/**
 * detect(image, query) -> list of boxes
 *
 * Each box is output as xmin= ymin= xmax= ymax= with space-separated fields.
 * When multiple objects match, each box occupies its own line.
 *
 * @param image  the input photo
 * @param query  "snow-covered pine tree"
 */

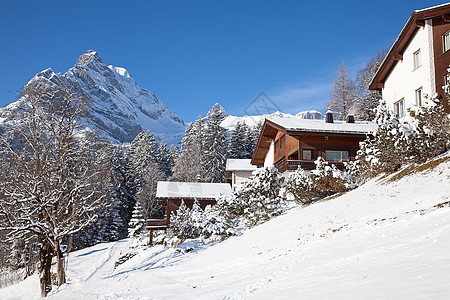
xmin=189 ymin=199 xmax=205 ymax=237
xmin=203 ymin=104 xmax=227 ymax=183
xmin=244 ymin=121 xmax=262 ymax=158
xmin=170 ymin=201 xmax=195 ymax=239
xmin=157 ymin=141 xmax=172 ymax=178
xmin=128 ymin=201 xmax=146 ymax=238
xmin=202 ymin=205 xmax=235 ymax=239
xmin=172 ymin=117 xmax=204 ymax=182
xmin=110 ymin=145 xmax=135 ymax=238
xmin=228 ymin=122 xmax=247 ymax=158
xmin=234 ymin=167 xmax=285 ymax=227
xmin=129 ymin=130 xmax=159 ymax=187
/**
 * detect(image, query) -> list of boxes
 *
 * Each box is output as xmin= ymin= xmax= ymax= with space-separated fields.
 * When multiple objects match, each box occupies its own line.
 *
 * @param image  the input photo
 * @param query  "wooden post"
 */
xmin=148 ymin=230 xmax=153 ymax=247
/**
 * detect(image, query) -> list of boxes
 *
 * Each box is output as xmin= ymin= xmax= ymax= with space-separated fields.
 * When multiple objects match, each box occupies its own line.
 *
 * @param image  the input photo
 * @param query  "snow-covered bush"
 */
xmin=170 ymin=200 xmax=235 ymax=240
xmin=309 ymin=157 xmax=348 ymax=198
xmin=286 ymin=167 xmax=315 ymax=204
xmin=231 ymin=167 xmax=286 ymax=227
xmin=356 ymin=100 xmax=449 ymax=182
xmin=235 ymin=167 xmax=285 ymax=200
xmin=286 ymin=158 xmax=349 ymax=204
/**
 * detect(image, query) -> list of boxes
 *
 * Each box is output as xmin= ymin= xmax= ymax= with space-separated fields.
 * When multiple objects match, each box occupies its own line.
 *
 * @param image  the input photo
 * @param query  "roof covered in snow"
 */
xmin=226 ymin=159 xmax=258 ymax=171
xmin=156 ymin=181 xmax=232 ymax=199
xmin=268 ymin=117 xmax=377 ymax=134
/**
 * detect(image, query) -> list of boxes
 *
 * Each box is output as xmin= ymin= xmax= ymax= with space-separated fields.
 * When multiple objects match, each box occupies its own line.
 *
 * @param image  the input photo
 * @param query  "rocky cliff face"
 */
xmin=0 ymin=50 xmax=186 ymax=144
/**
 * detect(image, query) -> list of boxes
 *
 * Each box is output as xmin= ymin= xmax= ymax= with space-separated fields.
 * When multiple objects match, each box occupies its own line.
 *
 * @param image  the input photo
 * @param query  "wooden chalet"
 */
xmin=251 ymin=112 xmax=377 ymax=172
xmin=150 ymin=181 xmax=232 ymax=229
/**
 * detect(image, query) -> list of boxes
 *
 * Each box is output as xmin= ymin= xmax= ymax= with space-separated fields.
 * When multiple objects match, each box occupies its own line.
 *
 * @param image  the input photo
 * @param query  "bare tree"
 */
xmin=0 ymin=85 xmax=108 ymax=297
xmin=354 ymin=49 xmax=388 ymax=121
xmin=328 ymin=64 xmax=356 ymax=120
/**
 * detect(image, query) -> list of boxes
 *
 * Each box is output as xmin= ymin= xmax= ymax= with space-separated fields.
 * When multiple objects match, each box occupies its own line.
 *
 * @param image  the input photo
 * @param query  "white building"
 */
xmin=225 ymin=159 xmax=258 ymax=192
xmin=370 ymin=3 xmax=450 ymax=117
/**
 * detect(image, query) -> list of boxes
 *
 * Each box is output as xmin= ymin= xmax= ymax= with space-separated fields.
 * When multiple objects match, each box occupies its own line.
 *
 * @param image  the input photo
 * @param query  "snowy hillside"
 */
xmin=221 ymin=110 xmax=323 ymax=129
xmin=0 ymin=50 xmax=186 ymax=144
xmin=2 ymin=154 xmax=450 ymax=299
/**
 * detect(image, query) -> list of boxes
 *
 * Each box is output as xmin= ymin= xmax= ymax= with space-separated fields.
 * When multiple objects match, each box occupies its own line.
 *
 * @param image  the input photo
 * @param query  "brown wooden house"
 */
xmin=251 ymin=112 xmax=377 ymax=173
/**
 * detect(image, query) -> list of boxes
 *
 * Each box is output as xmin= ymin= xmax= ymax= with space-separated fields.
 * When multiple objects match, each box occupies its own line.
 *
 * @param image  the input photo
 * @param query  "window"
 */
xmin=415 ymin=88 xmax=423 ymax=106
xmin=444 ymin=74 xmax=450 ymax=90
xmin=394 ymin=99 xmax=405 ymax=118
xmin=325 ymin=151 xmax=349 ymax=162
xmin=302 ymin=150 xmax=312 ymax=160
xmin=443 ymin=31 xmax=450 ymax=52
xmin=413 ymin=49 xmax=421 ymax=69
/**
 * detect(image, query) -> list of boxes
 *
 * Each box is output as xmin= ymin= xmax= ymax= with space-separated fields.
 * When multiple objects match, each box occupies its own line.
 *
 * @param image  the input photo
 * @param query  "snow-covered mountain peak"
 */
xmin=110 ymin=66 xmax=132 ymax=79
xmin=207 ymin=103 xmax=227 ymax=119
xmin=76 ymin=50 xmax=104 ymax=66
xmin=0 ymin=50 xmax=186 ymax=145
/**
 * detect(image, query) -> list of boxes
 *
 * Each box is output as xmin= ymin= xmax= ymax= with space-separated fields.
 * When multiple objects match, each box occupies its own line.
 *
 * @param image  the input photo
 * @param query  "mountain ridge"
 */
xmin=0 ymin=50 xmax=186 ymax=145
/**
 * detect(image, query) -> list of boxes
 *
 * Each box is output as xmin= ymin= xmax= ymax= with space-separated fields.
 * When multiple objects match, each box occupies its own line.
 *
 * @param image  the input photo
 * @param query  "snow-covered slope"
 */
xmin=2 ymin=154 xmax=450 ymax=299
xmin=221 ymin=110 xmax=323 ymax=129
xmin=0 ymin=50 xmax=186 ymax=144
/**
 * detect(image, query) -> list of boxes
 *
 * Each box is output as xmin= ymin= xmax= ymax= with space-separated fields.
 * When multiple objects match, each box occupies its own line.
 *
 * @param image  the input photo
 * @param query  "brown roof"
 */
xmin=369 ymin=3 xmax=450 ymax=90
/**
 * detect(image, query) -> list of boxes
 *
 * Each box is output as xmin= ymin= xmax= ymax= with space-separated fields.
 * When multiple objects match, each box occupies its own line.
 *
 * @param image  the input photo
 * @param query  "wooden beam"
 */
xmin=415 ymin=20 xmax=425 ymax=27
xmin=443 ymin=14 xmax=450 ymax=22
xmin=394 ymin=53 xmax=403 ymax=61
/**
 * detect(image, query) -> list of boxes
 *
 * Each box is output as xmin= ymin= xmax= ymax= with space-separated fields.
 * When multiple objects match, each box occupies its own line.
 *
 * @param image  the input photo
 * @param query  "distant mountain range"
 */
xmin=0 ymin=50 xmax=325 ymax=145
xmin=221 ymin=110 xmax=323 ymax=130
xmin=0 ymin=50 xmax=186 ymax=145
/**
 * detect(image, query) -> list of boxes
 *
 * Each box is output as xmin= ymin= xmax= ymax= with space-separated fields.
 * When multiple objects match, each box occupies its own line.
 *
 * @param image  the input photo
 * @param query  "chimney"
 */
xmin=346 ymin=114 xmax=355 ymax=123
xmin=325 ymin=109 xmax=334 ymax=123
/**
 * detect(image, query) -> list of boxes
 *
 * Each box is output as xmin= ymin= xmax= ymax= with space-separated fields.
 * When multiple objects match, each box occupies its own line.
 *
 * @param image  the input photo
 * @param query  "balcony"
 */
xmin=274 ymin=157 xmax=346 ymax=173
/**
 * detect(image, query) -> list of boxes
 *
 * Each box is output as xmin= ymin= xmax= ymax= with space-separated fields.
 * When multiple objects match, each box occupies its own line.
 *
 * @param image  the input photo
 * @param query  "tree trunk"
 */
xmin=39 ymin=241 xmax=53 ymax=297
xmin=56 ymin=247 xmax=66 ymax=286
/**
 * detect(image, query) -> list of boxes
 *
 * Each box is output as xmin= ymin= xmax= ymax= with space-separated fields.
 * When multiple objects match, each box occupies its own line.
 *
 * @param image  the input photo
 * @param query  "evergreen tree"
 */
xmin=228 ymin=122 xmax=246 ymax=158
xmin=203 ymin=104 xmax=227 ymax=183
xmin=172 ymin=117 xmax=204 ymax=182
xmin=170 ymin=201 xmax=194 ymax=239
xmin=157 ymin=141 xmax=172 ymax=178
xmin=328 ymin=64 xmax=356 ymax=120
xmin=128 ymin=201 xmax=145 ymax=238
xmin=129 ymin=130 xmax=159 ymax=188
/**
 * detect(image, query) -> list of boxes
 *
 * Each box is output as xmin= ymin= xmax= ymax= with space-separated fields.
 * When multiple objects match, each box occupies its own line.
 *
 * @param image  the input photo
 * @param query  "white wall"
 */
xmin=382 ymin=20 xmax=435 ymax=117
xmin=231 ymin=170 xmax=254 ymax=192
xmin=264 ymin=141 xmax=274 ymax=167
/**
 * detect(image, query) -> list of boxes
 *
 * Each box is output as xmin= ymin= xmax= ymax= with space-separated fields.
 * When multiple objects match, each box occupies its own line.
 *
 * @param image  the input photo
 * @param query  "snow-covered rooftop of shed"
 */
xmin=226 ymin=159 xmax=258 ymax=171
xmin=268 ymin=117 xmax=377 ymax=134
xmin=156 ymin=181 xmax=232 ymax=199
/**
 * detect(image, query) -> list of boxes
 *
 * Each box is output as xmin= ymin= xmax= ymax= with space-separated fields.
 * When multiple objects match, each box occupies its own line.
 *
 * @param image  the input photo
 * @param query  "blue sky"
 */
xmin=0 ymin=0 xmax=447 ymax=123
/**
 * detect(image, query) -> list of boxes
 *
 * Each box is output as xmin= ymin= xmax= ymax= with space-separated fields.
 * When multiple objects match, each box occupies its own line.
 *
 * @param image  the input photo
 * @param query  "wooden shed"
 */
xmin=152 ymin=181 xmax=232 ymax=228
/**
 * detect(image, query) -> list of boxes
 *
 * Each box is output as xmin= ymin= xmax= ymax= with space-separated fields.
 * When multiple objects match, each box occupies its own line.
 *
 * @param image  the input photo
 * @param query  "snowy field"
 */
xmin=1 ymin=155 xmax=450 ymax=299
